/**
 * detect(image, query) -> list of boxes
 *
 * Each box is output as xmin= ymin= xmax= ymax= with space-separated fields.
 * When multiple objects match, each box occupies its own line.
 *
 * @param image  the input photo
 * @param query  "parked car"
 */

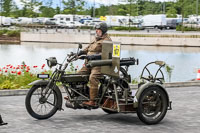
xmin=66 ymin=21 xmax=84 ymax=28
xmin=56 ymin=21 xmax=68 ymax=28
xmin=79 ymin=18 xmax=92 ymax=24
xmin=166 ymin=18 xmax=177 ymax=29
xmin=44 ymin=18 xmax=57 ymax=25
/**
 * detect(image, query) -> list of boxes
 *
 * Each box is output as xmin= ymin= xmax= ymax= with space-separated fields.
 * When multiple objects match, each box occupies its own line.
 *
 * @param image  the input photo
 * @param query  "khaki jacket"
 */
xmin=83 ymin=33 xmax=112 ymax=56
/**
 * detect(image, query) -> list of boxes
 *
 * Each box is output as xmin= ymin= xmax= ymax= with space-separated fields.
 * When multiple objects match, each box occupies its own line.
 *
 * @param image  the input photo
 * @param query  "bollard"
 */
xmin=196 ymin=69 xmax=200 ymax=80
xmin=0 ymin=115 xmax=8 ymax=126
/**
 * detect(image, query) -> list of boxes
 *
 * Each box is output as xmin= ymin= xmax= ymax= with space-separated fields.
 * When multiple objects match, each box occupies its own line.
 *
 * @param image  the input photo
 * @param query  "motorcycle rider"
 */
xmin=72 ymin=22 xmax=111 ymax=106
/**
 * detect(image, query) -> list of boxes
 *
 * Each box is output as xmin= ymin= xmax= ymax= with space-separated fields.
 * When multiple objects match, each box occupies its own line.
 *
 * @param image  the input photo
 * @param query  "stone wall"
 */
xmin=21 ymin=32 xmax=200 ymax=47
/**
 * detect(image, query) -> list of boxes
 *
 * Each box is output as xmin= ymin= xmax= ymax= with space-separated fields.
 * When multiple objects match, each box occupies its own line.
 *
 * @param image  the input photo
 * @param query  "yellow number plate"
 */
xmin=113 ymin=44 xmax=120 ymax=57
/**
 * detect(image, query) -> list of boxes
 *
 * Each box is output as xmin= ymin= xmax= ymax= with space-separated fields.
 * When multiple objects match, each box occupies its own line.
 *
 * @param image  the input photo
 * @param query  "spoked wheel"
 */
xmin=137 ymin=86 xmax=168 ymax=125
xmin=25 ymin=85 xmax=59 ymax=120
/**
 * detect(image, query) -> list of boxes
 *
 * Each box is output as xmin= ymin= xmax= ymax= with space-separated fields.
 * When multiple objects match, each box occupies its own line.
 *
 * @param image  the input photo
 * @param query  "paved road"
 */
xmin=0 ymin=86 xmax=200 ymax=133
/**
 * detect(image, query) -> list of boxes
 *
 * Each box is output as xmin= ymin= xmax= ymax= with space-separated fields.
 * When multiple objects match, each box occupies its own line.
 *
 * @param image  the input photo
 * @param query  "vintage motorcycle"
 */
xmin=25 ymin=44 xmax=172 ymax=125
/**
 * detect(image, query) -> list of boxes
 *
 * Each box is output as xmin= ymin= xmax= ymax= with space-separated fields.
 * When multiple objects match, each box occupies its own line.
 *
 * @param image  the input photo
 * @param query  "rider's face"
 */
xmin=96 ymin=29 xmax=102 ymax=37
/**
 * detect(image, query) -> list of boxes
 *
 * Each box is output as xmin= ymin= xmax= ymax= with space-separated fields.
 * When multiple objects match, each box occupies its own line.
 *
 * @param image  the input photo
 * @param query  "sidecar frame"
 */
xmin=89 ymin=59 xmax=172 ymax=114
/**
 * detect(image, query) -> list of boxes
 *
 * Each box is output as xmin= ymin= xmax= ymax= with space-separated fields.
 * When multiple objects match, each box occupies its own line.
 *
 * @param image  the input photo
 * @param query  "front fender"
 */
xmin=133 ymin=82 xmax=170 ymax=108
xmin=28 ymin=79 xmax=49 ymax=86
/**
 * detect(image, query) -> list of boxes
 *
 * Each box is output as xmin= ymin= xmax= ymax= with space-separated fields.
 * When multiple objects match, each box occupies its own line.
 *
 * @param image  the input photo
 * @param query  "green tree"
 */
xmin=166 ymin=2 xmax=177 ymax=18
xmin=2 ymin=0 xmax=13 ymax=17
xmin=55 ymin=6 xmax=61 ymax=14
xmin=39 ymin=6 xmax=55 ymax=17
xmin=20 ymin=0 xmax=42 ymax=17
xmin=10 ymin=5 xmax=23 ymax=18
xmin=62 ymin=0 xmax=85 ymax=14
xmin=39 ymin=0 xmax=55 ymax=17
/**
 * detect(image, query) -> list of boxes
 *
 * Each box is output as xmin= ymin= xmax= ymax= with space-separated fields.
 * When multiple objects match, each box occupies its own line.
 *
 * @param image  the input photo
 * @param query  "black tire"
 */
xmin=102 ymin=108 xmax=118 ymax=114
xmin=137 ymin=86 xmax=168 ymax=125
xmin=25 ymin=85 xmax=59 ymax=120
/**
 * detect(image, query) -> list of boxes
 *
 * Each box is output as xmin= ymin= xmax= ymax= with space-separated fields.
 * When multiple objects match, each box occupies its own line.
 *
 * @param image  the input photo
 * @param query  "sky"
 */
xmin=13 ymin=0 xmax=176 ymax=9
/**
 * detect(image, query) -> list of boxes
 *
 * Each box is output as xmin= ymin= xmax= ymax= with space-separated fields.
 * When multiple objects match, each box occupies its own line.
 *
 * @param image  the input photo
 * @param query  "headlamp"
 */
xmin=46 ymin=57 xmax=57 ymax=68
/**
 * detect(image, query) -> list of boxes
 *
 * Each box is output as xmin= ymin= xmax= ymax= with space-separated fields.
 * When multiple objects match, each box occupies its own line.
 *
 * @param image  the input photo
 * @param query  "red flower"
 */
xmin=5 ymin=70 xmax=8 ymax=73
xmin=13 ymin=67 xmax=15 ymax=69
xmin=3 ymin=67 xmax=5 ymax=69
xmin=42 ymin=64 xmax=45 ymax=67
xmin=33 ymin=66 xmax=38 ymax=68
xmin=11 ymin=71 xmax=16 ymax=73
xmin=27 ymin=66 xmax=30 ymax=70
xmin=10 ymin=66 xmax=13 ymax=68
xmin=26 ymin=70 xmax=29 ymax=72
xmin=17 ymin=71 xmax=21 ymax=75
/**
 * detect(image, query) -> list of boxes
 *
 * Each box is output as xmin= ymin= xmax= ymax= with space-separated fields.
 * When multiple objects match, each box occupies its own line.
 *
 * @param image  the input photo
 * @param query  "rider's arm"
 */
xmin=87 ymin=54 xmax=101 ymax=60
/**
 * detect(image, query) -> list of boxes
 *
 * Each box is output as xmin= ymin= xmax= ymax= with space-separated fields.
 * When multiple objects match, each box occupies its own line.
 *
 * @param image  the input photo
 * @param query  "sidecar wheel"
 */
xmin=137 ymin=87 xmax=168 ymax=125
xmin=102 ymin=108 xmax=118 ymax=114
xmin=25 ymin=85 xmax=59 ymax=120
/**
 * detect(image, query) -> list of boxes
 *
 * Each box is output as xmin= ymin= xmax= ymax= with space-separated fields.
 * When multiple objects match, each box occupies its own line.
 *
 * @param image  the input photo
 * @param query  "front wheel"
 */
xmin=137 ymin=87 xmax=168 ymax=125
xmin=25 ymin=85 xmax=59 ymax=119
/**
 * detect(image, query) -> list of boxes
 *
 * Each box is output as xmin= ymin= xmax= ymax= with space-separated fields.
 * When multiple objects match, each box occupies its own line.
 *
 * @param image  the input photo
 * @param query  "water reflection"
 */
xmin=1 ymin=43 xmax=200 ymax=82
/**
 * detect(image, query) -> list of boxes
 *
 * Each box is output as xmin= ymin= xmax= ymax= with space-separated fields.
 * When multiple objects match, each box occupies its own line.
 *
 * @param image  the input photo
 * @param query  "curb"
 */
xmin=0 ymin=81 xmax=200 ymax=96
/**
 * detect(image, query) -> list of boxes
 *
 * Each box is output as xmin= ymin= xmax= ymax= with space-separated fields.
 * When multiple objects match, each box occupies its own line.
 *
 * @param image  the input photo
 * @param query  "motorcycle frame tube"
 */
xmin=113 ymin=83 xmax=120 ymax=112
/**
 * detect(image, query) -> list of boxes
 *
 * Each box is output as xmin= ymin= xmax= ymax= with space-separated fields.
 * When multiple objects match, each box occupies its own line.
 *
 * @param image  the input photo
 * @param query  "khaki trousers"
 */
xmin=78 ymin=66 xmax=101 ymax=101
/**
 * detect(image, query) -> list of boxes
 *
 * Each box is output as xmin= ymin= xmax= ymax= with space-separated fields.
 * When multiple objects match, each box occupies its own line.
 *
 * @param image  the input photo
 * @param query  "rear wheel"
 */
xmin=137 ymin=86 xmax=168 ymax=125
xmin=25 ymin=85 xmax=59 ymax=119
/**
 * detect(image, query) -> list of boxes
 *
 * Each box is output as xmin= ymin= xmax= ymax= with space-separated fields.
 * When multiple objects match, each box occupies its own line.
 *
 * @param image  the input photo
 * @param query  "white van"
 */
xmin=0 ymin=16 xmax=11 ymax=26
xmin=54 ymin=14 xmax=75 ymax=22
xmin=142 ymin=14 xmax=167 ymax=29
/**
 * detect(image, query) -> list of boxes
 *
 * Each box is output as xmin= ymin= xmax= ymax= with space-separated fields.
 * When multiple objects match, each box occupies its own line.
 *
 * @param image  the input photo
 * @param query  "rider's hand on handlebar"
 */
xmin=67 ymin=52 xmax=76 ymax=57
xmin=78 ymin=50 xmax=87 ymax=56
xmin=78 ymin=55 xmax=87 ymax=60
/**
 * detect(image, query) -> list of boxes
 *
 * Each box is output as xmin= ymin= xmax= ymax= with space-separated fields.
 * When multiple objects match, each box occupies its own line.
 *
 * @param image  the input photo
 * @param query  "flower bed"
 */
xmin=0 ymin=62 xmax=49 ymax=90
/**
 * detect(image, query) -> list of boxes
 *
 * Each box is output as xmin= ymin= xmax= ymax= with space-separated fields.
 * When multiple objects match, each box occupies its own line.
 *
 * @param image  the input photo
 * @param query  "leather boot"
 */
xmin=82 ymin=100 xmax=96 ymax=106
xmin=64 ymin=96 xmax=69 ymax=100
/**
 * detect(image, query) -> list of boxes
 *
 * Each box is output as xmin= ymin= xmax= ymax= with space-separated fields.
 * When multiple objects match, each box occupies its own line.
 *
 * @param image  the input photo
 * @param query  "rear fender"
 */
xmin=29 ymin=80 xmax=63 ymax=110
xmin=133 ymin=82 xmax=170 ymax=108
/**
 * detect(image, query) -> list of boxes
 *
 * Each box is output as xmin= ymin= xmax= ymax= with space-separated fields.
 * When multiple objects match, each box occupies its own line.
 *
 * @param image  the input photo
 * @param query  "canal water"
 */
xmin=1 ymin=43 xmax=200 ymax=82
